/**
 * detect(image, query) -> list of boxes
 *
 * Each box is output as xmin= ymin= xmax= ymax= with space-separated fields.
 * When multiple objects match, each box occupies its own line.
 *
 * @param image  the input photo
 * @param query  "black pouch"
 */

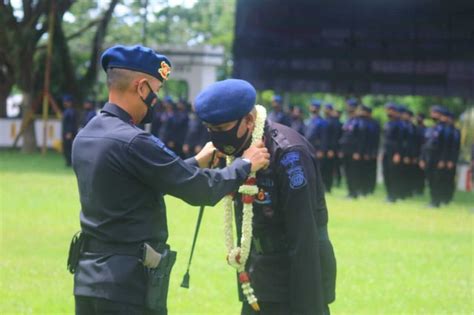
xmin=67 ymin=231 xmax=84 ymax=274
xmin=145 ymin=248 xmax=177 ymax=311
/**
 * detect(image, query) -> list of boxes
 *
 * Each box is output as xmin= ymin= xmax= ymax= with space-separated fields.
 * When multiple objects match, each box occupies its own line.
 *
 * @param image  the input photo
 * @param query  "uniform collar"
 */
xmin=101 ymin=103 xmax=134 ymax=124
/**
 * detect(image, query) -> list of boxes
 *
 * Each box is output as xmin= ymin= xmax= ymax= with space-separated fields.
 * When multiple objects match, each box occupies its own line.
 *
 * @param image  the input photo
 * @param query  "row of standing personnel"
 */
xmin=63 ymin=93 xmax=461 ymax=207
xmin=267 ymin=97 xmax=461 ymax=207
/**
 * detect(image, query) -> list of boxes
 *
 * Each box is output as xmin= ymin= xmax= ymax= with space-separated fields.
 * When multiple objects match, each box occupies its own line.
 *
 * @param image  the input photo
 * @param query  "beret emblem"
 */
xmin=158 ymin=61 xmax=171 ymax=81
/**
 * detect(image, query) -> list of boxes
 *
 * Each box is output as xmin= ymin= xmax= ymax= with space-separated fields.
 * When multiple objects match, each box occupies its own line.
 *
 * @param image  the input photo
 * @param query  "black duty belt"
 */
xmin=83 ymin=237 xmax=165 ymax=258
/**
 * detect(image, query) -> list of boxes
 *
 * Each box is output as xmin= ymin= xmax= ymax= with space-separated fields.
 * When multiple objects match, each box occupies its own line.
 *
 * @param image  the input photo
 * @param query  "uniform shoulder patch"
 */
xmin=150 ymin=135 xmax=177 ymax=158
xmin=280 ymin=151 xmax=307 ymax=189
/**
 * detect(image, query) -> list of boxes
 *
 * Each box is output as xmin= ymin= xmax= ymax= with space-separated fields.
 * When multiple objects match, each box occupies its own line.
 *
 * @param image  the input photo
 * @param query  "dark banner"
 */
xmin=233 ymin=0 xmax=474 ymax=98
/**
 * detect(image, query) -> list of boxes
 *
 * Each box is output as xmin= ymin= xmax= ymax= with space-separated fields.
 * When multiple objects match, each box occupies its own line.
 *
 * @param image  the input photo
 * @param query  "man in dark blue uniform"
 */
xmin=323 ymin=104 xmax=340 ymax=193
xmin=195 ymin=79 xmax=336 ymax=315
xmin=413 ymin=113 xmax=426 ymax=195
xmin=399 ymin=107 xmax=417 ymax=198
xmin=290 ymin=105 xmax=306 ymax=135
xmin=268 ymin=95 xmax=291 ymax=127
xmin=79 ymin=99 xmax=96 ymax=128
xmin=332 ymin=109 xmax=343 ymax=187
xmin=62 ymin=94 xmax=78 ymax=167
xmin=305 ymin=100 xmax=330 ymax=192
xmin=339 ymin=99 xmax=361 ymax=198
xmin=382 ymin=103 xmax=403 ymax=202
xmin=358 ymin=105 xmax=380 ymax=196
xmin=420 ymin=106 xmax=447 ymax=207
xmin=439 ymin=111 xmax=460 ymax=205
xmin=70 ymin=45 xmax=270 ymax=315
xmin=183 ymin=106 xmax=209 ymax=158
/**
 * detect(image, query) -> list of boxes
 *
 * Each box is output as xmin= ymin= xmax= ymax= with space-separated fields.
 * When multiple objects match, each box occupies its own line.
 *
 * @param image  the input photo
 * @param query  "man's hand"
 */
xmin=352 ymin=153 xmax=361 ymax=160
xmin=447 ymin=161 xmax=454 ymax=169
xmin=327 ymin=150 xmax=334 ymax=159
xmin=316 ymin=151 xmax=324 ymax=159
xmin=194 ymin=142 xmax=219 ymax=168
xmin=242 ymin=140 xmax=270 ymax=172
xmin=167 ymin=141 xmax=175 ymax=148
xmin=403 ymin=157 xmax=411 ymax=164
xmin=392 ymin=153 xmax=401 ymax=164
xmin=65 ymin=132 xmax=73 ymax=140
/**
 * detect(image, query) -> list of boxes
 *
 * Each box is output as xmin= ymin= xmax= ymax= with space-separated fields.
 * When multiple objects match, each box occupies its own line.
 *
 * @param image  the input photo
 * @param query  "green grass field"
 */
xmin=0 ymin=150 xmax=472 ymax=315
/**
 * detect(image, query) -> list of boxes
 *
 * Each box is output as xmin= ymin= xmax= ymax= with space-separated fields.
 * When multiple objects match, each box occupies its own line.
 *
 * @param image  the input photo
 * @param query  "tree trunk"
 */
xmin=0 ymin=84 xmax=10 ymax=118
xmin=20 ymin=92 xmax=37 ymax=153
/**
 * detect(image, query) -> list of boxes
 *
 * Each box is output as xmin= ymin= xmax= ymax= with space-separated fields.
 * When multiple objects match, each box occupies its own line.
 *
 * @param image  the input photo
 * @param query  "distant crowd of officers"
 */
xmin=62 ymin=94 xmax=461 ymax=208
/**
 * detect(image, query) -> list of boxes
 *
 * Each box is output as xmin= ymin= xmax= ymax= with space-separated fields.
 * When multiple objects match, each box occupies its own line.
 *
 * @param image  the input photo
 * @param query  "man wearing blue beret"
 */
xmin=195 ymin=79 xmax=336 ymax=315
xmin=69 ymin=45 xmax=270 ymax=315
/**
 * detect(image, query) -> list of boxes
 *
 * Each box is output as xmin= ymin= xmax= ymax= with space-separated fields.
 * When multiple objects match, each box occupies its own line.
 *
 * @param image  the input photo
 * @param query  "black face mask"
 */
xmin=140 ymin=81 xmax=158 ymax=124
xmin=209 ymin=117 xmax=251 ymax=156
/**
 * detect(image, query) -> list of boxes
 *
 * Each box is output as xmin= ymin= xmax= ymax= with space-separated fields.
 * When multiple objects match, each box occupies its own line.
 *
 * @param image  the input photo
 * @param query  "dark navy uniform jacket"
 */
xmin=339 ymin=117 xmax=359 ymax=155
xmin=184 ymin=113 xmax=209 ymax=148
xmin=305 ymin=115 xmax=328 ymax=153
xmin=421 ymin=122 xmax=445 ymax=167
xmin=400 ymin=120 xmax=417 ymax=159
xmin=62 ymin=108 xmax=78 ymax=136
xmin=71 ymin=103 xmax=251 ymax=305
xmin=326 ymin=117 xmax=342 ymax=153
xmin=383 ymin=119 xmax=402 ymax=156
xmin=80 ymin=109 xmax=96 ymax=128
xmin=442 ymin=124 xmax=461 ymax=163
xmin=235 ymin=121 xmax=336 ymax=315
xmin=359 ymin=117 xmax=380 ymax=158
xmin=268 ymin=110 xmax=291 ymax=127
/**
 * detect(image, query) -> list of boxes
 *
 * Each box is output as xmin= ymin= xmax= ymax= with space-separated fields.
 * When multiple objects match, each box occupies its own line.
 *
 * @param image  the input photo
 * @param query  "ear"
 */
xmin=244 ymin=112 xmax=256 ymax=128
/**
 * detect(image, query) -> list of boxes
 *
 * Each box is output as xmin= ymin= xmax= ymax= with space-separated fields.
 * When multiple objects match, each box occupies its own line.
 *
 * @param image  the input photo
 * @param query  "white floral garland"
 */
xmin=224 ymin=104 xmax=266 ymax=312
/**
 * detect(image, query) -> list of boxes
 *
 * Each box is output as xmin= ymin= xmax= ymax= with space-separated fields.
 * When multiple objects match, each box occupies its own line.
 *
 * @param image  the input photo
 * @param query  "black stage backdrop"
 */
xmin=233 ymin=0 xmax=474 ymax=98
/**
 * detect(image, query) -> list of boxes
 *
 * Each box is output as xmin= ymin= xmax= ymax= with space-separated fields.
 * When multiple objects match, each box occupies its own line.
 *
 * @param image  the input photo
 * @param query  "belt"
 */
xmin=83 ymin=236 xmax=166 ymax=258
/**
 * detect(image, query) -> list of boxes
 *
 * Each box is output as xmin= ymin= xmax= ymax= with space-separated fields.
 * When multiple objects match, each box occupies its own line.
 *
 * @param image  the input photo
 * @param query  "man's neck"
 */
xmin=109 ymin=93 xmax=140 ymax=124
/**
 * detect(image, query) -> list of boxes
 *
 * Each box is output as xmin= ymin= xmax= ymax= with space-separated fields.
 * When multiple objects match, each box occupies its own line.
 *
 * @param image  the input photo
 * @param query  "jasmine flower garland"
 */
xmin=224 ymin=105 xmax=266 ymax=312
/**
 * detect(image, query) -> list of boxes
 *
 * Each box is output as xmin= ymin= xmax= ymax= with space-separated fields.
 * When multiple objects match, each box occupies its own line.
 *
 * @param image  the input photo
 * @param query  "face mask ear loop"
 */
xmin=140 ymin=81 xmax=158 ymax=108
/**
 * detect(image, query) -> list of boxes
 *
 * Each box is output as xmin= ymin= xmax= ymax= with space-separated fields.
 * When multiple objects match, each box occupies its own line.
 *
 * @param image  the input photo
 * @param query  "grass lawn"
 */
xmin=0 ymin=150 xmax=472 ymax=314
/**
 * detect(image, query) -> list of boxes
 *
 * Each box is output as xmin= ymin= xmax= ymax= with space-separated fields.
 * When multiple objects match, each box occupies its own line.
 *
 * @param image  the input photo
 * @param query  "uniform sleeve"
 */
xmin=276 ymin=148 xmax=325 ymax=314
xmin=127 ymin=134 xmax=251 ymax=206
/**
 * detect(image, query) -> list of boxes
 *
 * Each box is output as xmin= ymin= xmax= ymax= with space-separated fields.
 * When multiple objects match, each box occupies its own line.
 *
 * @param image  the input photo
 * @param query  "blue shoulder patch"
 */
xmin=280 ymin=151 xmax=307 ymax=189
xmin=150 ymin=135 xmax=177 ymax=158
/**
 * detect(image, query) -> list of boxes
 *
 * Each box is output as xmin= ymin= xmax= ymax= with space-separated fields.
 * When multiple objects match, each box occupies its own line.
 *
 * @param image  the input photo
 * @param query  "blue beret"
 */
xmin=101 ymin=45 xmax=172 ymax=82
xmin=311 ymin=99 xmax=322 ymax=108
xmin=346 ymin=98 xmax=358 ymax=107
xmin=398 ymin=105 xmax=407 ymax=113
xmin=273 ymin=95 xmax=282 ymax=103
xmin=431 ymin=105 xmax=447 ymax=114
xmin=325 ymin=103 xmax=334 ymax=110
xmin=384 ymin=102 xmax=396 ymax=111
xmin=164 ymin=95 xmax=174 ymax=103
xmin=194 ymin=79 xmax=256 ymax=124
xmin=62 ymin=94 xmax=73 ymax=102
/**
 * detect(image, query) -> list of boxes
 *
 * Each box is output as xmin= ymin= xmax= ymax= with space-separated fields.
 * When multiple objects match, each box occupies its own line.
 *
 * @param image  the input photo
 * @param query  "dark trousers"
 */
xmin=321 ymin=158 xmax=334 ymax=193
xmin=383 ymin=154 xmax=401 ymax=201
xmin=63 ymin=137 xmax=73 ymax=166
xmin=343 ymin=155 xmax=358 ymax=197
xmin=426 ymin=166 xmax=443 ymax=206
xmin=368 ymin=158 xmax=377 ymax=194
xmin=75 ymin=296 xmax=164 ymax=315
xmin=241 ymin=302 xmax=330 ymax=315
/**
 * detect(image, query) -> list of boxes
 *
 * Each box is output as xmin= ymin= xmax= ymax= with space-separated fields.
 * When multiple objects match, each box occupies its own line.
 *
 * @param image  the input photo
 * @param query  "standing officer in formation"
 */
xmin=305 ymin=100 xmax=330 ymax=191
xmin=79 ymin=99 xmax=96 ymax=128
xmin=69 ymin=45 xmax=270 ymax=315
xmin=399 ymin=106 xmax=418 ymax=198
xmin=182 ymin=106 xmax=209 ymax=158
xmin=338 ymin=99 xmax=362 ymax=198
xmin=62 ymin=94 xmax=78 ymax=167
xmin=441 ymin=112 xmax=461 ymax=204
xmin=290 ymin=105 xmax=306 ymax=135
xmin=324 ymin=104 xmax=342 ymax=193
xmin=413 ymin=112 xmax=427 ymax=195
xmin=357 ymin=105 xmax=380 ymax=196
xmin=194 ymin=79 xmax=336 ymax=315
xmin=268 ymin=95 xmax=291 ymax=127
